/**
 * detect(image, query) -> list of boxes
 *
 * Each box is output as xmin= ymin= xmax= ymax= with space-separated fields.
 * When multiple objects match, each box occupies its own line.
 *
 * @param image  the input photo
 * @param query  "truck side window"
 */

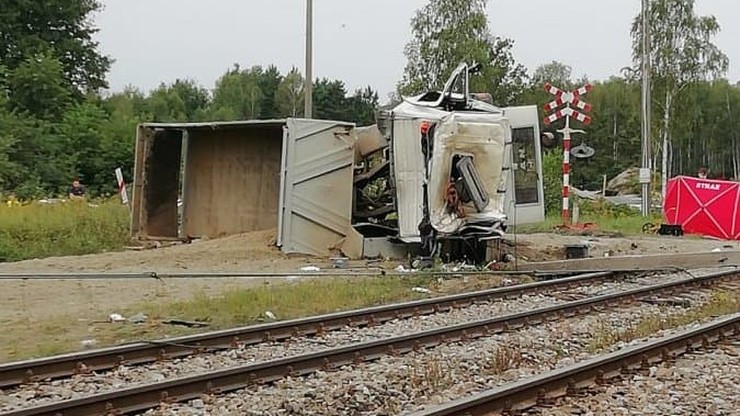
xmin=511 ymin=127 xmax=539 ymax=204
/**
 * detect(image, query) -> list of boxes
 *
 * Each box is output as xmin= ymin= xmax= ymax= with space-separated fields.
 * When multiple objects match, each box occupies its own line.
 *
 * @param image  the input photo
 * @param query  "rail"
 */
xmin=411 ymin=313 xmax=740 ymax=415
xmin=4 ymin=268 xmax=736 ymax=416
xmin=0 ymin=270 xmax=621 ymax=388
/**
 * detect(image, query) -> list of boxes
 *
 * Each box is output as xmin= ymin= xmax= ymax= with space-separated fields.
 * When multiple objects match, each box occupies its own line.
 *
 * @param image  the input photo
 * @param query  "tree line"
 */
xmin=0 ymin=63 xmax=378 ymax=199
xmin=1 ymin=0 xmax=738 ymax=208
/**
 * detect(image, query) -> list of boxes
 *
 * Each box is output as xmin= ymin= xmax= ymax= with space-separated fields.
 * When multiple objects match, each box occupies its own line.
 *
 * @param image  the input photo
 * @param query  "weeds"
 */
xmin=410 ymin=357 xmax=454 ymax=389
xmin=141 ymin=275 xmax=436 ymax=329
xmin=0 ymin=198 xmax=130 ymax=262
xmin=484 ymin=344 xmax=522 ymax=375
xmin=587 ymin=290 xmax=740 ymax=353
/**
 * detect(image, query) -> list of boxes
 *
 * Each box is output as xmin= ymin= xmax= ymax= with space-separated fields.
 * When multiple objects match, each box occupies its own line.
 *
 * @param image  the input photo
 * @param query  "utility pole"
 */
xmin=304 ymin=0 xmax=313 ymax=118
xmin=639 ymin=0 xmax=652 ymax=216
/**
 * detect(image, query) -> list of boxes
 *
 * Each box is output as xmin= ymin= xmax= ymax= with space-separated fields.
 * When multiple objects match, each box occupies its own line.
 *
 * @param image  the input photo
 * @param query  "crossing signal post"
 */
xmin=543 ymin=83 xmax=593 ymax=225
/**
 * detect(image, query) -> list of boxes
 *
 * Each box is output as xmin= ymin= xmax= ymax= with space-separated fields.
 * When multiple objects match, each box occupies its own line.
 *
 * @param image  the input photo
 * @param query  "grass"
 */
xmin=516 ymin=201 xmax=663 ymax=235
xmin=141 ymin=275 xmax=439 ymax=328
xmin=516 ymin=214 xmax=655 ymax=235
xmin=0 ymin=274 xmax=507 ymax=362
xmin=0 ymin=198 xmax=130 ymax=262
xmin=587 ymin=290 xmax=740 ymax=353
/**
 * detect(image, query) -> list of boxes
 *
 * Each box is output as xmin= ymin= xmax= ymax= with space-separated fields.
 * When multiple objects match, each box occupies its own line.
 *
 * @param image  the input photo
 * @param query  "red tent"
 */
xmin=663 ymin=175 xmax=740 ymax=240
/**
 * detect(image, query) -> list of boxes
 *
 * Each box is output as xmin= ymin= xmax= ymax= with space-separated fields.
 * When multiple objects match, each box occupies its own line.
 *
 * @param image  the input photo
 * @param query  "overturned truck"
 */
xmin=130 ymin=63 xmax=544 ymax=264
xmin=355 ymin=64 xmax=514 ymax=264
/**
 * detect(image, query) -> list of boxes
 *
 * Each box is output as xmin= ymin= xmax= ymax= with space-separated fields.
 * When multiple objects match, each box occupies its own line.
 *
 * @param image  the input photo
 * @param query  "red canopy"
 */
xmin=663 ymin=175 xmax=740 ymax=240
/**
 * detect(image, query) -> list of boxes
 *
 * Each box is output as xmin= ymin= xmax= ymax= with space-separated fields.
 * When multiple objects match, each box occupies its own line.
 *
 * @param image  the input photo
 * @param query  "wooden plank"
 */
xmin=523 ymin=250 xmax=740 ymax=272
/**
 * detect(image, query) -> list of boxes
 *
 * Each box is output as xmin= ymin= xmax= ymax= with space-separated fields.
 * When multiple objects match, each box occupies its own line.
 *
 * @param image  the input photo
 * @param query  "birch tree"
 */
xmin=631 ymin=0 xmax=728 ymax=197
xmin=399 ymin=0 xmax=527 ymax=105
xmin=275 ymin=67 xmax=304 ymax=117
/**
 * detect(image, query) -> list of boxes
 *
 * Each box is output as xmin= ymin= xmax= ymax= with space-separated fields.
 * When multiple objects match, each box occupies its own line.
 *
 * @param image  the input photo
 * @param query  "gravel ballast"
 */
xmin=522 ymin=340 xmax=740 ymax=416
xmin=143 ymin=291 xmax=721 ymax=415
xmin=0 ymin=270 xmax=727 ymax=414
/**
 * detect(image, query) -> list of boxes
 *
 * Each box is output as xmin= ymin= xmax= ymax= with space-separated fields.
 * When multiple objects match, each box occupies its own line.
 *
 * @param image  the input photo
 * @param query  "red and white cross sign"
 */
xmin=542 ymin=82 xmax=593 ymax=225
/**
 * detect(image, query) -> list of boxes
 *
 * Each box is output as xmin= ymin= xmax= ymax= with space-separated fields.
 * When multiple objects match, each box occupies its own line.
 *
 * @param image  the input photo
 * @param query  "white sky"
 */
xmin=94 ymin=0 xmax=740 ymax=100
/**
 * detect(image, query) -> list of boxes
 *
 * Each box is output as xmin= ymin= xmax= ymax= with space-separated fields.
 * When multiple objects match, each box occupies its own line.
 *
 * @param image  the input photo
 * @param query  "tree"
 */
xmin=168 ymin=79 xmax=211 ymax=121
xmin=532 ymin=61 xmax=573 ymax=89
xmin=0 ymin=0 xmax=112 ymax=94
xmin=6 ymin=52 xmax=73 ymax=120
xmin=275 ymin=67 xmax=304 ymax=117
xmin=399 ymin=0 xmax=527 ymax=105
xmin=347 ymin=86 xmax=379 ymax=126
xmin=631 ymin=0 xmax=729 ymax=197
xmin=314 ymin=78 xmax=350 ymax=121
xmin=0 ymin=96 xmax=22 ymax=189
xmin=485 ymin=37 xmax=529 ymax=105
xmin=257 ymin=65 xmax=282 ymax=119
xmin=148 ymin=79 xmax=210 ymax=122
xmin=211 ymin=65 xmax=263 ymax=120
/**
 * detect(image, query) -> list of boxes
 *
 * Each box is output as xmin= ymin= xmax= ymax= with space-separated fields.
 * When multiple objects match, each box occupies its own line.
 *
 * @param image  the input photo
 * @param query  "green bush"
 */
xmin=542 ymin=150 xmax=563 ymax=215
xmin=0 ymin=199 xmax=130 ymax=262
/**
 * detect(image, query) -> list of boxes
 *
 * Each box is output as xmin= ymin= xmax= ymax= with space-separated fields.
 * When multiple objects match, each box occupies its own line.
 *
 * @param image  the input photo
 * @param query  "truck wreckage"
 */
xmin=354 ymin=63 xmax=516 ymax=265
xmin=130 ymin=63 xmax=545 ymax=265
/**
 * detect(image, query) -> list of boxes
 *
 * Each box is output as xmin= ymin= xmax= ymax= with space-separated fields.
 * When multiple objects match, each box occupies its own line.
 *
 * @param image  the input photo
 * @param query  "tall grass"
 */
xmin=515 ymin=197 xmax=664 ymax=236
xmin=0 ymin=199 xmax=130 ymax=262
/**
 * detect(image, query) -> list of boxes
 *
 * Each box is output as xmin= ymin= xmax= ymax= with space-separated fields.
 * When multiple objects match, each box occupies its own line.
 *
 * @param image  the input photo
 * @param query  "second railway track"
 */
xmin=411 ymin=313 xmax=740 ymax=416
xmin=2 ymin=267 xmax=737 ymax=416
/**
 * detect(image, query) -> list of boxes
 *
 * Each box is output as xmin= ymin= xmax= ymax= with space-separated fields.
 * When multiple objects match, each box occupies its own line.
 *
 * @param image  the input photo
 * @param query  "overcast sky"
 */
xmin=94 ymin=0 xmax=739 ymax=100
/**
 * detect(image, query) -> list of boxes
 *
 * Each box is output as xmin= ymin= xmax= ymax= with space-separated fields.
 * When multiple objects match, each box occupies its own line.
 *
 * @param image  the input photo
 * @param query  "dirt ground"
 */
xmin=0 ymin=229 xmax=734 ymax=276
xmin=0 ymin=229 xmax=737 ymax=361
xmin=509 ymin=232 xmax=739 ymax=263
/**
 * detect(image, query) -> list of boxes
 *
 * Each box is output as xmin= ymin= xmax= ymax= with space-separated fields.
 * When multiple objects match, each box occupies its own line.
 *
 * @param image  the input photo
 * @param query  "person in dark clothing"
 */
xmin=68 ymin=178 xmax=86 ymax=199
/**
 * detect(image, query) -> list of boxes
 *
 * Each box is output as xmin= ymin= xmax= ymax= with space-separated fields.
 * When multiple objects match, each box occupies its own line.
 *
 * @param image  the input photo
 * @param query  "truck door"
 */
xmin=502 ymin=105 xmax=546 ymax=225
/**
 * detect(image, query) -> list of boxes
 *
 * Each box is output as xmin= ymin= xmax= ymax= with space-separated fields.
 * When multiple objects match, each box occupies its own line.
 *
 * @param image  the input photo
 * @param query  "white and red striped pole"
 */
xmin=543 ymin=83 xmax=593 ymax=225
xmin=562 ymin=117 xmax=572 ymax=224
xmin=115 ymin=167 xmax=129 ymax=205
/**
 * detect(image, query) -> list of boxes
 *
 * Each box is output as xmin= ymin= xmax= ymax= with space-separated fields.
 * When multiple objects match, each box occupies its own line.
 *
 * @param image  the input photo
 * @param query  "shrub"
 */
xmin=542 ymin=149 xmax=563 ymax=215
xmin=0 ymin=199 xmax=130 ymax=262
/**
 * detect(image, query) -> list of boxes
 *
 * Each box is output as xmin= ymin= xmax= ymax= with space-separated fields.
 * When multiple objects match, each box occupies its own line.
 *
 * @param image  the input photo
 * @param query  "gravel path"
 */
xmin=0 ymin=271 xmax=701 ymax=413
xmin=142 ymin=290 xmax=720 ymax=415
xmin=523 ymin=340 xmax=740 ymax=416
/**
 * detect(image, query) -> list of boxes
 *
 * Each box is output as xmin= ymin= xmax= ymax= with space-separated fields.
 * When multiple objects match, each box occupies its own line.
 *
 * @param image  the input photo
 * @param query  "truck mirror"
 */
xmin=541 ymin=131 xmax=557 ymax=148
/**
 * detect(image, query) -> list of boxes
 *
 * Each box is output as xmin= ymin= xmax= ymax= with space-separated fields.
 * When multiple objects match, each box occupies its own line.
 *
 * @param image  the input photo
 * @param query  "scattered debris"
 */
xmin=441 ymin=262 xmax=478 ymax=273
xmin=264 ymin=311 xmax=277 ymax=320
xmin=712 ymin=248 xmax=722 ymax=252
xmin=162 ymin=319 xmax=210 ymax=328
xmin=80 ymin=339 xmax=98 ymax=349
xmin=108 ymin=313 xmax=125 ymax=323
xmin=128 ymin=313 xmax=148 ymax=324
xmin=330 ymin=257 xmax=348 ymax=268
xmin=300 ymin=266 xmax=321 ymax=272
xmin=411 ymin=287 xmax=432 ymax=294
xmin=395 ymin=265 xmax=417 ymax=273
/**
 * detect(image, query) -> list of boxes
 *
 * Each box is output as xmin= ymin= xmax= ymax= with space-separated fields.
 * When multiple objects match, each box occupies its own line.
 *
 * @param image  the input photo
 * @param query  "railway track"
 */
xmin=0 ymin=270 xmax=633 ymax=389
xmin=411 ymin=313 xmax=740 ymax=416
xmin=3 ymin=267 xmax=736 ymax=416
